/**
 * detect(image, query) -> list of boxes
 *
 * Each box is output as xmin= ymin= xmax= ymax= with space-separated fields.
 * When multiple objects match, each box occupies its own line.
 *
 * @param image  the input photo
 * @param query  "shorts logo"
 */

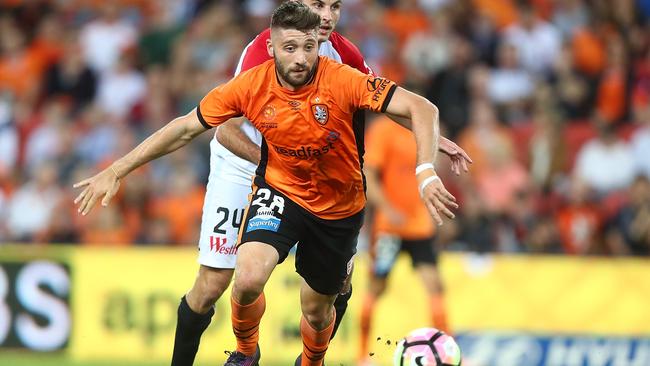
xmin=311 ymin=104 xmax=329 ymax=125
xmin=246 ymin=207 xmax=281 ymax=233
xmin=209 ymin=236 xmax=237 ymax=255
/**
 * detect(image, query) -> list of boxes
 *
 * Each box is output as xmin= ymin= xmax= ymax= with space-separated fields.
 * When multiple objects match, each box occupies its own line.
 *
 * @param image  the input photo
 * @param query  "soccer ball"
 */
xmin=393 ymin=328 xmax=461 ymax=366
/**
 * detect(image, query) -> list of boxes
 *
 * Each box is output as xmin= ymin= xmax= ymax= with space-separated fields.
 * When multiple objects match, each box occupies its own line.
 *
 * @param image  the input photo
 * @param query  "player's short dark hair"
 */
xmin=270 ymin=1 xmax=321 ymax=33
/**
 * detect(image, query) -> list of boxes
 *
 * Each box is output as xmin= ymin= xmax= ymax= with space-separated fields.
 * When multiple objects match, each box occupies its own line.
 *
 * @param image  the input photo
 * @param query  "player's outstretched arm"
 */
xmin=383 ymin=87 xmax=458 ymax=225
xmin=215 ymin=117 xmax=261 ymax=165
xmin=73 ymin=109 xmax=208 ymax=215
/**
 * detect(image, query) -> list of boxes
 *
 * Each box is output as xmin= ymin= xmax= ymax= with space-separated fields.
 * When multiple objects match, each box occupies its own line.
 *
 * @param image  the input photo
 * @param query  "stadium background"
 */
xmin=0 ymin=0 xmax=649 ymax=365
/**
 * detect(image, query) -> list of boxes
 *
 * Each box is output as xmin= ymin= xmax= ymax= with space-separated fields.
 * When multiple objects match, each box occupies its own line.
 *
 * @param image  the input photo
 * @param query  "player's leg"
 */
xmin=225 ymin=181 xmax=299 ymax=364
xmin=295 ymin=208 xmax=363 ymax=366
xmin=171 ymin=159 xmax=250 ymax=366
xmin=172 ymin=267 xmax=233 ymax=366
xmin=298 ymin=279 xmax=338 ymax=366
xmin=229 ymin=241 xmax=278 ymax=356
xmin=405 ymin=238 xmax=449 ymax=333
xmin=330 ymin=264 xmax=353 ymax=339
xmin=359 ymin=233 xmax=401 ymax=362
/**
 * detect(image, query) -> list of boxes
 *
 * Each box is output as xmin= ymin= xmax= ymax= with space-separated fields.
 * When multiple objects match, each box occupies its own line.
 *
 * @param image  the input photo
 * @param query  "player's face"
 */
xmin=302 ymin=0 xmax=342 ymax=42
xmin=269 ymin=29 xmax=319 ymax=89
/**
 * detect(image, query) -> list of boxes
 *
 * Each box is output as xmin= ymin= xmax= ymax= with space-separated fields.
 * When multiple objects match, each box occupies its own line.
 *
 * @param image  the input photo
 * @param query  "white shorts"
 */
xmin=197 ymin=157 xmax=253 ymax=269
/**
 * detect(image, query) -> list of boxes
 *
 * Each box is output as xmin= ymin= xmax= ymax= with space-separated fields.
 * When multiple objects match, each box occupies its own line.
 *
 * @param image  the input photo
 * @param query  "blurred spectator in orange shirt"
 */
xmin=595 ymin=35 xmax=628 ymax=123
xmin=383 ymin=0 xmax=430 ymax=45
xmin=458 ymin=100 xmax=515 ymax=179
xmin=0 ymin=20 xmax=48 ymax=100
xmin=556 ymin=178 xmax=602 ymax=254
xmin=150 ymin=166 xmax=204 ymax=245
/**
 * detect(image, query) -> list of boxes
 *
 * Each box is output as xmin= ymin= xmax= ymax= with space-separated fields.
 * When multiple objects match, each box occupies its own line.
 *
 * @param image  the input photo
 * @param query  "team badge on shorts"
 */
xmin=246 ymin=207 xmax=281 ymax=232
xmin=311 ymin=104 xmax=329 ymax=125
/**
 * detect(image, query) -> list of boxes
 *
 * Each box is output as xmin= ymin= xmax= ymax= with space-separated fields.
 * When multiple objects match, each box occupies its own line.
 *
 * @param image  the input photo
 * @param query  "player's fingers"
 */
xmin=452 ymin=160 xmax=461 ymax=175
xmin=73 ymin=186 xmax=89 ymax=205
xmin=72 ymin=178 xmax=91 ymax=189
xmin=78 ymin=188 xmax=95 ymax=214
xmin=82 ymin=192 xmax=100 ymax=216
xmin=461 ymin=158 xmax=470 ymax=172
xmin=436 ymin=190 xmax=459 ymax=209
xmin=440 ymin=186 xmax=456 ymax=203
xmin=459 ymin=149 xmax=473 ymax=163
xmin=433 ymin=196 xmax=455 ymax=219
xmin=425 ymin=200 xmax=443 ymax=226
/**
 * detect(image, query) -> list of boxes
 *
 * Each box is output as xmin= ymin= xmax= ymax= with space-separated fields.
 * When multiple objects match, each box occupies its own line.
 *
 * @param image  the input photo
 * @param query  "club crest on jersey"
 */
xmin=263 ymin=104 xmax=276 ymax=121
xmin=311 ymin=104 xmax=329 ymax=125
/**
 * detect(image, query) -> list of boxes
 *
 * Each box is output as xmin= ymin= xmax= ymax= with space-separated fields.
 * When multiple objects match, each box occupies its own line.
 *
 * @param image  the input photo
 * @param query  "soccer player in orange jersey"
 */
xmin=73 ymin=2 xmax=459 ymax=365
xmin=359 ymin=115 xmax=451 ymax=364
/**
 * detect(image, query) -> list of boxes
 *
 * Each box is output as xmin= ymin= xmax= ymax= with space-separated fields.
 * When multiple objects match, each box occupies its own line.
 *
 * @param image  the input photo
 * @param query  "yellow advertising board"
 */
xmin=2 ymin=246 xmax=650 ymax=365
xmin=440 ymin=254 xmax=650 ymax=335
xmin=68 ymin=247 xmax=431 ymax=365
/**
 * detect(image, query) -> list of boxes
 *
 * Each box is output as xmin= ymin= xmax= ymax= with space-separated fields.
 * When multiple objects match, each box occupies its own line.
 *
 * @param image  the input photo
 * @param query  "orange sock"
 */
xmin=300 ymin=312 xmax=335 ymax=366
xmin=430 ymin=294 xmax=450 ymax=334
xmin=359 ymin=294 xmax=377 ymax=361
xmin=231 ymin=293 xmax=266 ymax=356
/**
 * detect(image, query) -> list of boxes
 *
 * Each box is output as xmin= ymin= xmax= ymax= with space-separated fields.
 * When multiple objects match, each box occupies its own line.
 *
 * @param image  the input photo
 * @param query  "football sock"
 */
xmin=359 ymin=294 xmax=377 ymax=360
xmin=331 ymin=283 xmax=352 ymax=339
xmin=231 ymin=292 xmax=265 ymax=356
xmin=300 ymin=312 xmax=335 ymax=366
xmin=430 ymin=294 xmax=449 ymax=334
xmin=171 ymin=295 xmax=214 ymax=366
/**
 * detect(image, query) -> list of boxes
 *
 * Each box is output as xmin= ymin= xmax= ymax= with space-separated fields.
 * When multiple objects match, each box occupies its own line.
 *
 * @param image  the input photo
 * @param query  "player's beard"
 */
xmin=274 ymin=56 xmax=318 ymax=88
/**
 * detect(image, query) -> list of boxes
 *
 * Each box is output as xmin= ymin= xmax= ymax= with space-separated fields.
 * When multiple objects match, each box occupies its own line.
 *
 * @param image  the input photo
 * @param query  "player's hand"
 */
xmin=73 ymin=167 xmax=121 ymax=216
xmin=438 ymin=137 xmax=472 ymax=175
xmin=418 ymin=174 xmax=458 ymax=225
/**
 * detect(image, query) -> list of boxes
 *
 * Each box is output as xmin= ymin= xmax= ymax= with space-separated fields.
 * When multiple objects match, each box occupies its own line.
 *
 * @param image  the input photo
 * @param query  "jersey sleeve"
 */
xmin=235 ymin=29 xmax=272 ymax=76
xmin=196 ymin=75 xmax=248 ymax=128
xmin=364 ymin=118 xmax=391 ymax=169
xmin=331 ymin=62 xmax=397 ymax=113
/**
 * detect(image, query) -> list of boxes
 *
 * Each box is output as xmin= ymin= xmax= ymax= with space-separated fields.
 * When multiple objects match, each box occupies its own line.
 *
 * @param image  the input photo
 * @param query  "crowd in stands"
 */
xmin=0 ymin=0 xmax=648 ymax=256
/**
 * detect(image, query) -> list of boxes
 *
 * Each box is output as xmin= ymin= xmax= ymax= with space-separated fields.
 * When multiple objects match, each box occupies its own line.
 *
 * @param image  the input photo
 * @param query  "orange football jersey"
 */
xmin=198 ymin=56 xmax=397 ymax=219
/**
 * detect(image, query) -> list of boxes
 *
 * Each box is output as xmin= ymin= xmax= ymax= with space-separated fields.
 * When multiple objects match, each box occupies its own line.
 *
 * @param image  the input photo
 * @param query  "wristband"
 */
xmin=419 ymin=175 xmax=440 ymax=196
xmin=415 ymin=163 xmax=435 ymax=175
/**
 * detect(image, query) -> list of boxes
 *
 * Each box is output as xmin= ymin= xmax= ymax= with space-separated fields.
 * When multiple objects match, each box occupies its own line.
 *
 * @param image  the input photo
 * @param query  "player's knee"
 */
xmin=301 ymin=301 xmax=333 ymax=330
xmin=232 ymin=273 xmax=265 ymax=301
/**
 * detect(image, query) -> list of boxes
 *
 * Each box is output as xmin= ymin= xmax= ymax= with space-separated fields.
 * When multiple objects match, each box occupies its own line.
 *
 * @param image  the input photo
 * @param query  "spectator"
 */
xmin=95 ymin=51 xmax=146 ymax=119
xmin=425 ymin=35 xmax=474 ymax=138
xmin=0 ymin=95 xmax=18 ymax=172
xmin=605 ymin=176 xmax=650 ymax=256
xmin=556 ymin=178 xmax=602 ymax=255
xmin=631 ymin=104 xmax=650 ymax=178
xmin=79 ymin=3 xmax=137 ymax=74
xmin=574 ymin=121 xmax=636 ymax=195
xmin=487 ymin=41 xmax=534 ymax=122
xmin=504 ymin=1 xmax=561 ymax=74
xmin=6 ymin=161 xmax=62 ymax=242
xmin=43 ymin=34 xmax=98 ymax=112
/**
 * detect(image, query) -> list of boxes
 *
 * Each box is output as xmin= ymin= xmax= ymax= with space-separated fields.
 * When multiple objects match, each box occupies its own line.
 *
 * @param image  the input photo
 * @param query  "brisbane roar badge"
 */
xmin=311 ymin=104 xmax=329 ymax=125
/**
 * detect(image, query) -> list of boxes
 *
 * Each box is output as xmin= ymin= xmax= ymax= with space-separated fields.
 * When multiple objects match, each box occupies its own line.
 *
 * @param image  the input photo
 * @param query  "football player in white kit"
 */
xmin=171 ymin=1 xmax=472 ymax=365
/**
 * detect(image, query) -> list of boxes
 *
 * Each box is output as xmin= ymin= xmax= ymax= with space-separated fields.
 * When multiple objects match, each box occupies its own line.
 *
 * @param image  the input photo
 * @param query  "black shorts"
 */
xmin=371 ymin=233 xmax=437 ymax=278
xmin=239 ymin=179 xmax=363 ymax=295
